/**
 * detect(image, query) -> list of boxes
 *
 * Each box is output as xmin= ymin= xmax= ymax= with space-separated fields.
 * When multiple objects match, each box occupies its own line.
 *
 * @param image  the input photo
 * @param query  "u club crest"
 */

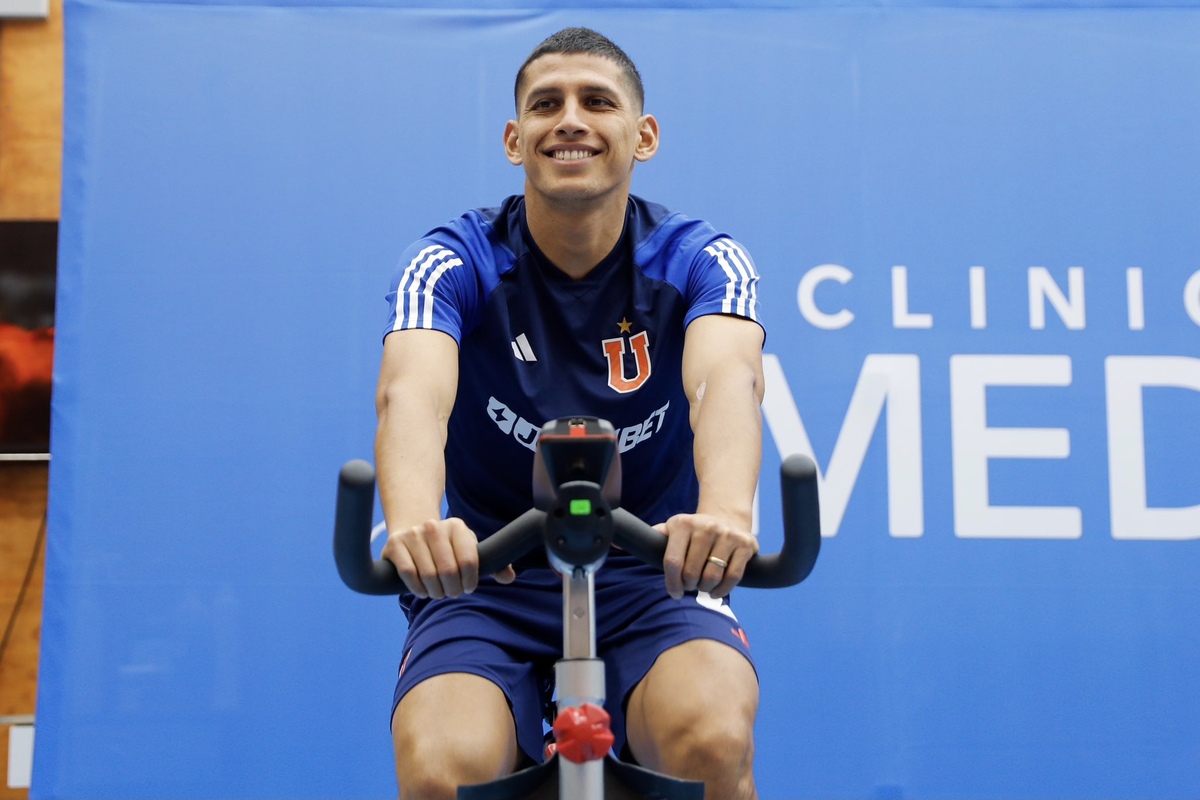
xmin=601 ymin=317 xmax=651 ymax=394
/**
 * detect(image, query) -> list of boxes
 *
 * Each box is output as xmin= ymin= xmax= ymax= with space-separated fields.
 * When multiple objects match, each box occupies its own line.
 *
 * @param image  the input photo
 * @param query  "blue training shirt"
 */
xmin=383 ymin=194 xmax=762 ymax=540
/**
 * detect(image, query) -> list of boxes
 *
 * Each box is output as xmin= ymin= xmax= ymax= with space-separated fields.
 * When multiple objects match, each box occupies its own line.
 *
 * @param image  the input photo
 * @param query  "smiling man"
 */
xmin=375 ymin=28 xmax=767 ymax=800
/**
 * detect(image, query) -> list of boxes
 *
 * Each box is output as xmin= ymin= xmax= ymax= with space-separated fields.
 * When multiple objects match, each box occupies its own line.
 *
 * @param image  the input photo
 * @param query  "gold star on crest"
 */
xmin=617 ymin=317 xmax=633 ymax=333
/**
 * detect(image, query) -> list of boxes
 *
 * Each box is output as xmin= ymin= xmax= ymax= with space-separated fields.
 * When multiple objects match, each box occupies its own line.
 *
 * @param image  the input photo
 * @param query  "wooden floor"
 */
xmin=0 ymin=463 xmax=47 ymax=800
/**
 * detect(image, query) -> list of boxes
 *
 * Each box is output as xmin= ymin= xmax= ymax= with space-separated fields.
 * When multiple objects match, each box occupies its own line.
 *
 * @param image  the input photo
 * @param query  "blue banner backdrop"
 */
xmin=38 ymin=2 xmax=1200 ymax=798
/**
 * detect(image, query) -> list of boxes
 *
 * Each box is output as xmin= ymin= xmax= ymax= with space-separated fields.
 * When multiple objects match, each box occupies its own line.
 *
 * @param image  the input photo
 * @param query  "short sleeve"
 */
xmin=683 ymin=237 xmax=761 ymax=328
xmin=382 ymin=240 xmax=475 ymax=344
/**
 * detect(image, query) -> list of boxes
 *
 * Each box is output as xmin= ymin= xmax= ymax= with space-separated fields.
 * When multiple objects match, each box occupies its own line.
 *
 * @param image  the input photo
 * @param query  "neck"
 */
xmin=523 ymin=188 xmax=629 ymax=280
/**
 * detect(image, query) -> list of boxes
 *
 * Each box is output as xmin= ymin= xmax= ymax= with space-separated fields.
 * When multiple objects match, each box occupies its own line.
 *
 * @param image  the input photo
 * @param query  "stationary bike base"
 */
xmin=457 ymin=753 xmax=704 ymax=800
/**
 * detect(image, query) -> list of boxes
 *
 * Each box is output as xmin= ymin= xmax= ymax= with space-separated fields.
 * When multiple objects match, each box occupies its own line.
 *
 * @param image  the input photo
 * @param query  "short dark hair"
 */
xmin=514 ymin=27 xmax=645 ymax=112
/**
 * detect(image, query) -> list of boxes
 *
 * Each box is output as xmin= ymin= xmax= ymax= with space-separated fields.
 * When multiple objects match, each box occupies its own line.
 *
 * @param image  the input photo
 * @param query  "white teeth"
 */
xmin=554 ymin=150 xmax=592 ymax=161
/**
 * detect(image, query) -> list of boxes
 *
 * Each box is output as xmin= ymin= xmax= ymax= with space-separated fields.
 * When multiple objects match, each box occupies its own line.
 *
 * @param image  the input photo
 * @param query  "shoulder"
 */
xmin=407 ymin=196 xmax=522 ymax=275
xmin=385 ymin=197 xmax=525 ymax=339
xmin=626 ymin=196 xmax=758 ymax=292
xmin=626 ymin=195 xmax=753 ymax=274
xmin=623 ymin=196 xmax=761 ymax=325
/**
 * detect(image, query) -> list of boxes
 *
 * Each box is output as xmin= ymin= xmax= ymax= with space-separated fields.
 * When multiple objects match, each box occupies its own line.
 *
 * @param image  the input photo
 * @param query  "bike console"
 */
xmin=533 ymin=417 xmax=622 ymax=575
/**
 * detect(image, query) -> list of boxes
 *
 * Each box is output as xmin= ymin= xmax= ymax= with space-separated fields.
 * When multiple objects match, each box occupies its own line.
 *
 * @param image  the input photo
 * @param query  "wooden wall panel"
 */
xmin=0 ymin=463 xmax=47 ymax=800
xmin=0 ymin=0 xmax=63 ymax=220
xmin=1 ymin=0 xmax=60 ymax=790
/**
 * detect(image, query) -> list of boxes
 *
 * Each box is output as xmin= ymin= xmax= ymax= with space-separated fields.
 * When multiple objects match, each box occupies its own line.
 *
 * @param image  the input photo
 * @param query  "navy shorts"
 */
xmin=391 ymin=555 xmax=755 ymax=764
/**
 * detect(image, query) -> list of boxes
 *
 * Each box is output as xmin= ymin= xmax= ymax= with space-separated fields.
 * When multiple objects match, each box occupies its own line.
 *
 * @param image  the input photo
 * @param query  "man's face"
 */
xmin=505 ymin=53 xmax=658 ymax=208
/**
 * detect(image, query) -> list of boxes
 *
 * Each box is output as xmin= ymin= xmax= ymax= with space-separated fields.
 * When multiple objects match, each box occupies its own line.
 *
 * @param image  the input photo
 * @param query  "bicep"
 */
xmin=681 ymin=315 xmax=765 ymax=403
xmin=376 ymin=329 xmax=460 ymax=423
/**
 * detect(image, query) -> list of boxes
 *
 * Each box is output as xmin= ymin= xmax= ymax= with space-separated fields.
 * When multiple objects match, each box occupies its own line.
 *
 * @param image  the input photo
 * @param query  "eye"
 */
xmin=586 ymin=96 xmax=613 ymax=108
xmin=531 ymin=98 xmax=557 ymax=111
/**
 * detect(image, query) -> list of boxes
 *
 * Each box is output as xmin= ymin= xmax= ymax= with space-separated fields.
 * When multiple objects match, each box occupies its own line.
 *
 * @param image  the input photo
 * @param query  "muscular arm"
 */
xmin=375 ymin=329 xmax=459 ymax=531
xmin=683 ymin=315 xmax=766 ymax=530
xmin=660 ymin=314 xmax=766 ymax=598
xmin=375 ymin=330 xmax=513 ymax=598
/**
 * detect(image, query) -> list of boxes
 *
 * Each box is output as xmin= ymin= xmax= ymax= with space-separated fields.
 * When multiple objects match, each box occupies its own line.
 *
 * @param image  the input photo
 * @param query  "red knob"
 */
xmin=552 ymin=702 xmax=614 ymax=764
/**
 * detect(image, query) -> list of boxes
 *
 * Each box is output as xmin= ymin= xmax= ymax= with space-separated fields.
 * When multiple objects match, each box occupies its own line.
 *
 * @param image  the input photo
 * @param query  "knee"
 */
xmin=396 ymin=743 xmax=502 ymax=800
xmin=626 ymin=641 xmax=759 ymax=796
xmin=395 ymin=727 xmax=514 ymax=800
xmin=391 ymin=674 xmax=519 ymax=800
xmin=658 ymin=713 xmax=755 ymax=778
xmin=397 ymin=766 xmax=457 ymax=800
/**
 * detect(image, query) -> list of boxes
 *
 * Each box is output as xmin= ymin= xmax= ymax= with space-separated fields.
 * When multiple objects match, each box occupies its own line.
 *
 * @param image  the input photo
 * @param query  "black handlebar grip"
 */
xmin=609 ymin=454 xmax=821 ymax=588
xmin=475 ymin=509 xmax=546 ymax=577
xmin=775 ymin=453 xmax=821 ymax=585
xmin=333 ymin=460 xmax=545 ymax=594
xmin=334 ymin=460 xmax=406 ymax=595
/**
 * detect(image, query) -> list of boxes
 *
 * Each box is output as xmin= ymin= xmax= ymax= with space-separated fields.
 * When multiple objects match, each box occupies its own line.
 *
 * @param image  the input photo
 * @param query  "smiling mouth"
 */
xmin=551 ymin=150 xmax=596 ymax=161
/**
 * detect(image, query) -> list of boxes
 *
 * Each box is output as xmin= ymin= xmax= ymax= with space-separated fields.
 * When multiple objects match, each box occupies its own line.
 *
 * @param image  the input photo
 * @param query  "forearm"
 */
xmin=690 ymin=361 xmax=763 ymax=532
xmin=375 ymin=388 xmax=450 ymax=532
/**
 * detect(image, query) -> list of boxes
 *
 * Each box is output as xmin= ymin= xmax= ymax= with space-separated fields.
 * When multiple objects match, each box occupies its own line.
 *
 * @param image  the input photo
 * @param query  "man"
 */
xmin=376 ymin=27 xmax=766 ymax=800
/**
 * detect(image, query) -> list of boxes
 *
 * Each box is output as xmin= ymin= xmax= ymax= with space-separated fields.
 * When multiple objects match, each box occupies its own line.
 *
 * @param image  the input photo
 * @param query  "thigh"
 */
xmin=392 ymin=672 xmax=521 ymax=787
xmin=622 ymin=638 xmax=759 ymax=768
xmin=596 ymin=565 xmax=756 ymax=757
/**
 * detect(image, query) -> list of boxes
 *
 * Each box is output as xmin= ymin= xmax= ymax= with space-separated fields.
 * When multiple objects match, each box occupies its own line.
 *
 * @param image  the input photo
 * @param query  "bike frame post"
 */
xmin=557 ymin=567 xmax=606 ymax=800
xmin=564 ymin=567 xmax=597 ymax=660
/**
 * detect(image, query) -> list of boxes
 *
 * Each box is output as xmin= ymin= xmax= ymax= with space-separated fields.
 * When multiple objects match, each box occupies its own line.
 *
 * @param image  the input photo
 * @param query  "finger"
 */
xmin=679 ymin=519 xmax=718 ymax=594
xmin=448 ymin=521 xmax=479 ymax=594
xmin=711 ymin=538 xmax=759 ymax=599
xmin=382 ymin=538 xmax=426 ymax=598
xmin=493 ymin=565 xmax=517 ymax=584
xmin=697 ymin=547 xmax=733 ymax=595
xmin=404 ymin=523 xmax=447 ymax=600
xmin=660 ymin=518 xmax=689 ymax=600
xmin=424 ymin=520 xmax=465 ymax=598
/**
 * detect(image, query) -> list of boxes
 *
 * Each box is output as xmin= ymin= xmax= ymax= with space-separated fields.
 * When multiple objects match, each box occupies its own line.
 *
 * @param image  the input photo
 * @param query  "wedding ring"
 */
xmin=707 ymin=555 xmax=729 ymax=569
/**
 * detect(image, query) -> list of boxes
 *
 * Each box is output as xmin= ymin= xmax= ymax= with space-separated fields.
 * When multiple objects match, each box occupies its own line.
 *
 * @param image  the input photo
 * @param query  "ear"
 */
xmin=633 ymin=114 xmax=660 ymax=163
xmin=504 ymin=120 xmax=522 ymax=166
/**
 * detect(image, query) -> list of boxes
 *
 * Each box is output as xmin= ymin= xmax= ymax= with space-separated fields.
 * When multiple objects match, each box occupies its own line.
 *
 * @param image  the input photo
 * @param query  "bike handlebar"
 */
xmin=334 ymin=455 xmax=821 ymax=595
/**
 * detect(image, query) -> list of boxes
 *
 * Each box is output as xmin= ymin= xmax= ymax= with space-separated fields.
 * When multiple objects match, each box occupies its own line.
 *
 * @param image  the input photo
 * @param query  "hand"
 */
xmin=381 ymin=517 xmax=517 ymax=599
xmin=655 ymin=513 xmax=759 ymax=600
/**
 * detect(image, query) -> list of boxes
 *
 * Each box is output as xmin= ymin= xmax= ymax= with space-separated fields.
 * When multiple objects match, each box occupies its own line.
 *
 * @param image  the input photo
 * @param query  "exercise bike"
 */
xmin=334 ymin=417 xmax=821 ymax=799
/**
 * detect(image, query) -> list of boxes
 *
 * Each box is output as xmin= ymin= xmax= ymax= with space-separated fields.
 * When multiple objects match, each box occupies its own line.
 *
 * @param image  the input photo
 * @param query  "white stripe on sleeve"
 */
xmin=393 ymin=245 xmax=461 ymax=331
xmin=418 ymin=256 xmax=463 ymax=329
xmin=704 ymin=239 xmax=759 ymax=321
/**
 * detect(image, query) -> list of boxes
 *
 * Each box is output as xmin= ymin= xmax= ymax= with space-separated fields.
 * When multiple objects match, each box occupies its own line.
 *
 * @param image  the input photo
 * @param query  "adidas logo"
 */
xmin=511 ymin=333 xmax=537 ymax=362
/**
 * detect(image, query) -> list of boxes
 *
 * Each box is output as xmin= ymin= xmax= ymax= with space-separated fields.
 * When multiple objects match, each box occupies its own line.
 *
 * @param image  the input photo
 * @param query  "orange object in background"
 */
xmin=0 ymin=323 xmax=53 ymax=450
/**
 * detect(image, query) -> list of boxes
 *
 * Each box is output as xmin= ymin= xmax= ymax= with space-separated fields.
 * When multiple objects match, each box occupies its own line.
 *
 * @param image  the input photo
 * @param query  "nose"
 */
xmin=555 ymin=97 xmax=588 ymax=137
